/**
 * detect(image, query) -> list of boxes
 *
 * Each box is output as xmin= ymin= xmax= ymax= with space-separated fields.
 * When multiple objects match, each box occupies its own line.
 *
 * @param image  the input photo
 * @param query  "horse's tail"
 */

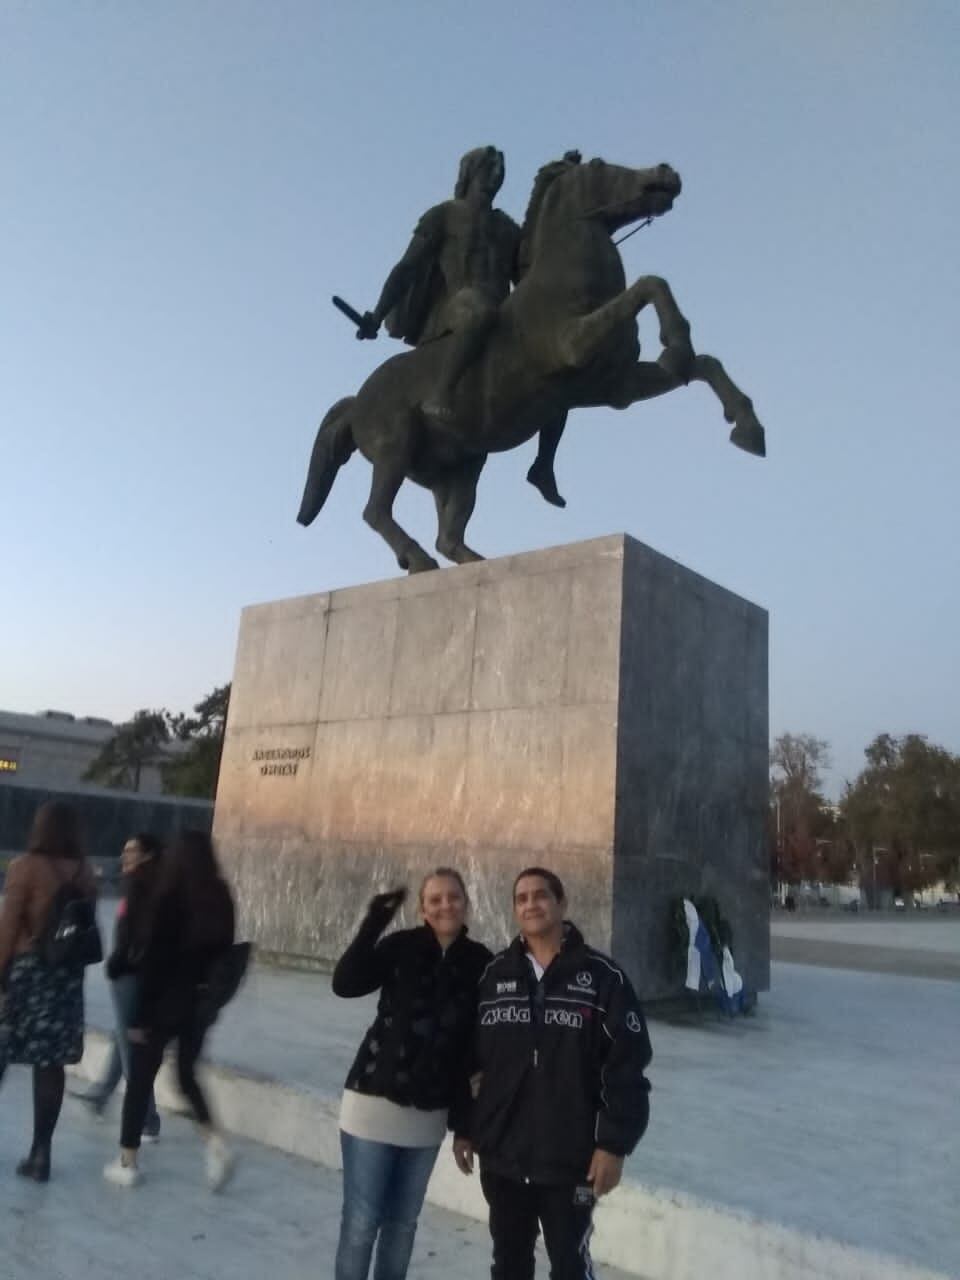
xmin=296 ymin=397 xmax=357 ymax=527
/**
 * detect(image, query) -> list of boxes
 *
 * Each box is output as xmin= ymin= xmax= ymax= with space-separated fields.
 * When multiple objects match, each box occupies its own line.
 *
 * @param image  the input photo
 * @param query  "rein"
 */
xmin=578 ymin=208 xmax=655 ymax=247
xmin=615 ymin=217 xmax=653 ymax=246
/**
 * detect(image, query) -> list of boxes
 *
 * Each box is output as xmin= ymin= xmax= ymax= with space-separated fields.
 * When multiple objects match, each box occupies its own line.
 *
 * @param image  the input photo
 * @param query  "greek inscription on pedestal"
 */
xmin=252 ymin=745 xmax=311 ymax=778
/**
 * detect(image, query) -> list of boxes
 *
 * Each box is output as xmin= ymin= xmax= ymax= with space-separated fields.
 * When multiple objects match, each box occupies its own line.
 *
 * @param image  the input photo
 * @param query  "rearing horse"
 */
xmin=298 ymin=155 xmax=766 ymax=573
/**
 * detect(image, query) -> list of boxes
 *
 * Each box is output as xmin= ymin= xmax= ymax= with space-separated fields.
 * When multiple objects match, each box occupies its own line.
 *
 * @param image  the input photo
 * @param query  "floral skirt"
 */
xmin=4 ymin=953 xmax=85 ymax=1067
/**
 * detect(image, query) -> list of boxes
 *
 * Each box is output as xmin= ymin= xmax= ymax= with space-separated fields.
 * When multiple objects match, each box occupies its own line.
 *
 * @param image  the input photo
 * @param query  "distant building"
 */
xmin=0 ymin=708 xmax=166 ymax=794
xmin=0 ymin=776 xmax=212 ymax=860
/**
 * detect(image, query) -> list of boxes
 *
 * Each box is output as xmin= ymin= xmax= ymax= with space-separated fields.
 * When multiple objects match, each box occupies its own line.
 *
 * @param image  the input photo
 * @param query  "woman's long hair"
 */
xmin=166 ymin=829 xmax=221 ymax=890
xmin=125 ymin=832 xmax=165 ymax=955
xmin=27 ymin=800 xmax=84 ymax=861
xmin=164 ymin=829 xmax=232 ymax=949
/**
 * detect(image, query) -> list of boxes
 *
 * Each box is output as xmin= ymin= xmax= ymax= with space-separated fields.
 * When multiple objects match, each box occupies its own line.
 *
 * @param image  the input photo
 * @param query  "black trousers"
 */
xmin=480 ymin=1168 xmax=596 ymax=1280
xmin=120 ymin=1006 xmax=211 ymax=1150
xmin=32 ymin=1065 xmax=65 ymax=1152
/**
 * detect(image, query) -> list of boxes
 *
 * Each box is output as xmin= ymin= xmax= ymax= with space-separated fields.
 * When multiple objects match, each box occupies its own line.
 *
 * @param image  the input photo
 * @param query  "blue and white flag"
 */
xmin=720 ymin=945 xmax=749 ymax=1015
xmin=682 ymin=899 xmax=721 ymax=993
xmin=682 ymin=899 xmax=752 ymax=1015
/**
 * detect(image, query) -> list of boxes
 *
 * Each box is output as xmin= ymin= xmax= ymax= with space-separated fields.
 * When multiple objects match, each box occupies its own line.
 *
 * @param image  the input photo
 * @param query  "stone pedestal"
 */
xmin=213 ymin=535 xmax=769 ymax=998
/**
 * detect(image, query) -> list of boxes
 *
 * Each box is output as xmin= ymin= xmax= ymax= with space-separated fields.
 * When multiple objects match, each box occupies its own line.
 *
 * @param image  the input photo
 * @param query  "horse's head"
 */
xmin=532 ymin=157 xmax=681 ymax=242
xmin=571 ymin=157 xmax=681 ymax=232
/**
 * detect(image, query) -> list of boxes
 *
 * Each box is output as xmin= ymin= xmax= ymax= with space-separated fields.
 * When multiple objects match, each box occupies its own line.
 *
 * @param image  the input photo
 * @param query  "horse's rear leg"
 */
xmin=434 ymin=459 xmax=486 ymax=565
xmin=363 ymin=455 xmax=439 ymax=574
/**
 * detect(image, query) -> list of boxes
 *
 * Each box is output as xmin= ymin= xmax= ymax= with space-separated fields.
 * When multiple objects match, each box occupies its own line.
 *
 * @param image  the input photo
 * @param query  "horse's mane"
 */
xmin=517 ymin=151 xmax=582 ymax=274
xmin=520 ymin=151 xmax=582 ymax=242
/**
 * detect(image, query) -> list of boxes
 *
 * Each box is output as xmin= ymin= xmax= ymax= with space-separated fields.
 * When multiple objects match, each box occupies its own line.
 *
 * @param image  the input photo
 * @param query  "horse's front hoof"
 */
xmin=730 ymin=418 xmax=766 ymax=457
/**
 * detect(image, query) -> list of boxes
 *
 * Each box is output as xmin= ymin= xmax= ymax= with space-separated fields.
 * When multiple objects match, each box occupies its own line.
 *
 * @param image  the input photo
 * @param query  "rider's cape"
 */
xmin=384 ymin=205 xmax=449 ymax=347
xmin=385 ymin=263 xmax=446 ymax=347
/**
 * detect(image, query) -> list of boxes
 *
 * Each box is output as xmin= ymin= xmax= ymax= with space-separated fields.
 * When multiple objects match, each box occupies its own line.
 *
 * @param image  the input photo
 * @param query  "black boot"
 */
xmin=527 ymin=458 xmax=566 ymax=508
xmin=16 ymin=1145 xmax=50 ymax=1183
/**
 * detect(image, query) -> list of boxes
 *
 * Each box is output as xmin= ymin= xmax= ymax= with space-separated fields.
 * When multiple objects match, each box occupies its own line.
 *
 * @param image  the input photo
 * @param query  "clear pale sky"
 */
xmin=2 ymin=2 xmax=957 ymax=794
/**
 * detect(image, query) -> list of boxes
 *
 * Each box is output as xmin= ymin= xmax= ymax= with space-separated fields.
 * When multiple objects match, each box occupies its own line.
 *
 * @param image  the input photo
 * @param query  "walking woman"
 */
xmin=103 ymin=829 xmax=236 ymax=1190
xmin=332 ymin=868 xmax=491 ymax=1280
xmin=77 ymin=832 xmax=163 ymax=1137
xmin=0 ymin=800 xmax=97 ymax=1181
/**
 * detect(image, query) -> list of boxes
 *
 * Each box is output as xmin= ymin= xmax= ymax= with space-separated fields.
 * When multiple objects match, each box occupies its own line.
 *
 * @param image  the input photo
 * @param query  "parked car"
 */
xmin=893 ymin=897 xmax=906 ymax=911
xmin=842 ymin=898 xmax=861 ymax=912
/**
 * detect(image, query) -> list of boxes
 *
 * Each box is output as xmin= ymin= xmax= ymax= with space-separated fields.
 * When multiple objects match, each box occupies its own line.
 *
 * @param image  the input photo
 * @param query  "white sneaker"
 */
xmin=103 ymin=1157 xmax=142 ymax=1188
xmin=205 ymin=1136 xmax=236 ymax=1192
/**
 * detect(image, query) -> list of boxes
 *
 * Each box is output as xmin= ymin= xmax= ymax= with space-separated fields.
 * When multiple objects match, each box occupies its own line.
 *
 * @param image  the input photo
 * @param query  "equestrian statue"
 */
xmin=298 ymin=148 xmax=766 ymax=574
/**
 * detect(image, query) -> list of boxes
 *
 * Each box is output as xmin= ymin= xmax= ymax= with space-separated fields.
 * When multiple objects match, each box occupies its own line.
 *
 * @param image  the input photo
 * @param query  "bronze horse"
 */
xmin=298 ymin=155 xmax=765 ymax=573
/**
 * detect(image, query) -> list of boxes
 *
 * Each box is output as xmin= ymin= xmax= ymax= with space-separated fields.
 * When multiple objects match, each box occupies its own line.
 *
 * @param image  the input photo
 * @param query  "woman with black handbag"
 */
xmin=0 ymin=800 xmax=98 ymax=1182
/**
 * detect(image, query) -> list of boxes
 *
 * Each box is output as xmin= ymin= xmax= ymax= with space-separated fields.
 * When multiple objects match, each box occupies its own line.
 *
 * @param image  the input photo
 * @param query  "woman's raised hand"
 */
xmin=367 ymin=887 xmax=408 ymax=925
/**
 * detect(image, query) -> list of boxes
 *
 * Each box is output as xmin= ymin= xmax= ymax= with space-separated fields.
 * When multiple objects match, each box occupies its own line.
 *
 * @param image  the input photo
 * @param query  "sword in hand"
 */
xmin=332 ymin=295 xmax=379 ymax=340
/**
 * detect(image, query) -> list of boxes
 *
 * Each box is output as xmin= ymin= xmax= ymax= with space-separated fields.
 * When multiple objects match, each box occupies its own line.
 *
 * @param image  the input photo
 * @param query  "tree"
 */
xmin=770 ymin=732 xmax=830 ymax=794
xmin=162 ymin=684 xmax=231 ymax=800
xmin=769 ymin=733 xmax=850 ymax=888
xmin=842 ymin=733 xmax=960 ymax=901
xmin=83 ymin=709 xmax=170 ymax=792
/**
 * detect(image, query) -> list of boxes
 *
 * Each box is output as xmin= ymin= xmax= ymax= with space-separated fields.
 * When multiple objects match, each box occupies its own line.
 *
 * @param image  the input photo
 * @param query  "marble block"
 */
xmin=213 ymin=535 xmax=769 ymax=998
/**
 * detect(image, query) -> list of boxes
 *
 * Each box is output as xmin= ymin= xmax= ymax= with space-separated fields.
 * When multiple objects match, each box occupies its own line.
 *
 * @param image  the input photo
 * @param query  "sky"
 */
xmin=1 ymin=1 xmax=957 ymax=795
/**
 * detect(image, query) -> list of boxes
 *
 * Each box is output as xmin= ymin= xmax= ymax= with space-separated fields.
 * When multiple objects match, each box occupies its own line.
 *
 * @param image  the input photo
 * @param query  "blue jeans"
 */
xmin=91 ymin=975 xmax=159 ymax=1131
xmin=335 ymin=1131 xmax=440 ymax=1280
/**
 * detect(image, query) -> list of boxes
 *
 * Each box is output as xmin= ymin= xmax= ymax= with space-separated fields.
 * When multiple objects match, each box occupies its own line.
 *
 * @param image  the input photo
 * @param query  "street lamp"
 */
xmin=872 ymin=850 xmax=878 ymax=911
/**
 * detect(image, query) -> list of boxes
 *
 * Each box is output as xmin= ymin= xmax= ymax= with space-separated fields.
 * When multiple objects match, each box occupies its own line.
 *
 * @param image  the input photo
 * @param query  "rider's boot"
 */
xmin=526 ymin=420 xmax=567 ymax=507
xmin=526 ymin=458 xmax=566 ymax=508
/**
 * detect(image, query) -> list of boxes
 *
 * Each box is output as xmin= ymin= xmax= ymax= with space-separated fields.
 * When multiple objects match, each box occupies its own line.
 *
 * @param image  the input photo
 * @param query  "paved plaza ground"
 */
xmin=771 ymin=913 xmax=960 ymax=980
xmin=85 ymin=910 xmax=960 ymax=1277
xmin=0 ymin=1066 xmax=537 ymax=1280
xmin=773 ymin=916 xmax=960 ymax=955
xmin=1 ymin=903 xmax=956 ymax=1278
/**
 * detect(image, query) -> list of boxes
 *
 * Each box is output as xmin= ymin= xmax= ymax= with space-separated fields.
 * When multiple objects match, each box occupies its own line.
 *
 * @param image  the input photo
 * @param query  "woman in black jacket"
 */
xmin=77 ymin=832 xmax=163 ymax=1136
xmin=332 ymin=867 xmax=491 ymax=1280
xmin=102 ymin=830 xmax=236 ymax=1191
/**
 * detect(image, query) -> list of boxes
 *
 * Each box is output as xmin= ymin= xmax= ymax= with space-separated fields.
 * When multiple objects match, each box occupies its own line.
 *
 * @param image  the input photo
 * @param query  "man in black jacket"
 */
xmin=453 ymin=868 xmax=651 ymax=1280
